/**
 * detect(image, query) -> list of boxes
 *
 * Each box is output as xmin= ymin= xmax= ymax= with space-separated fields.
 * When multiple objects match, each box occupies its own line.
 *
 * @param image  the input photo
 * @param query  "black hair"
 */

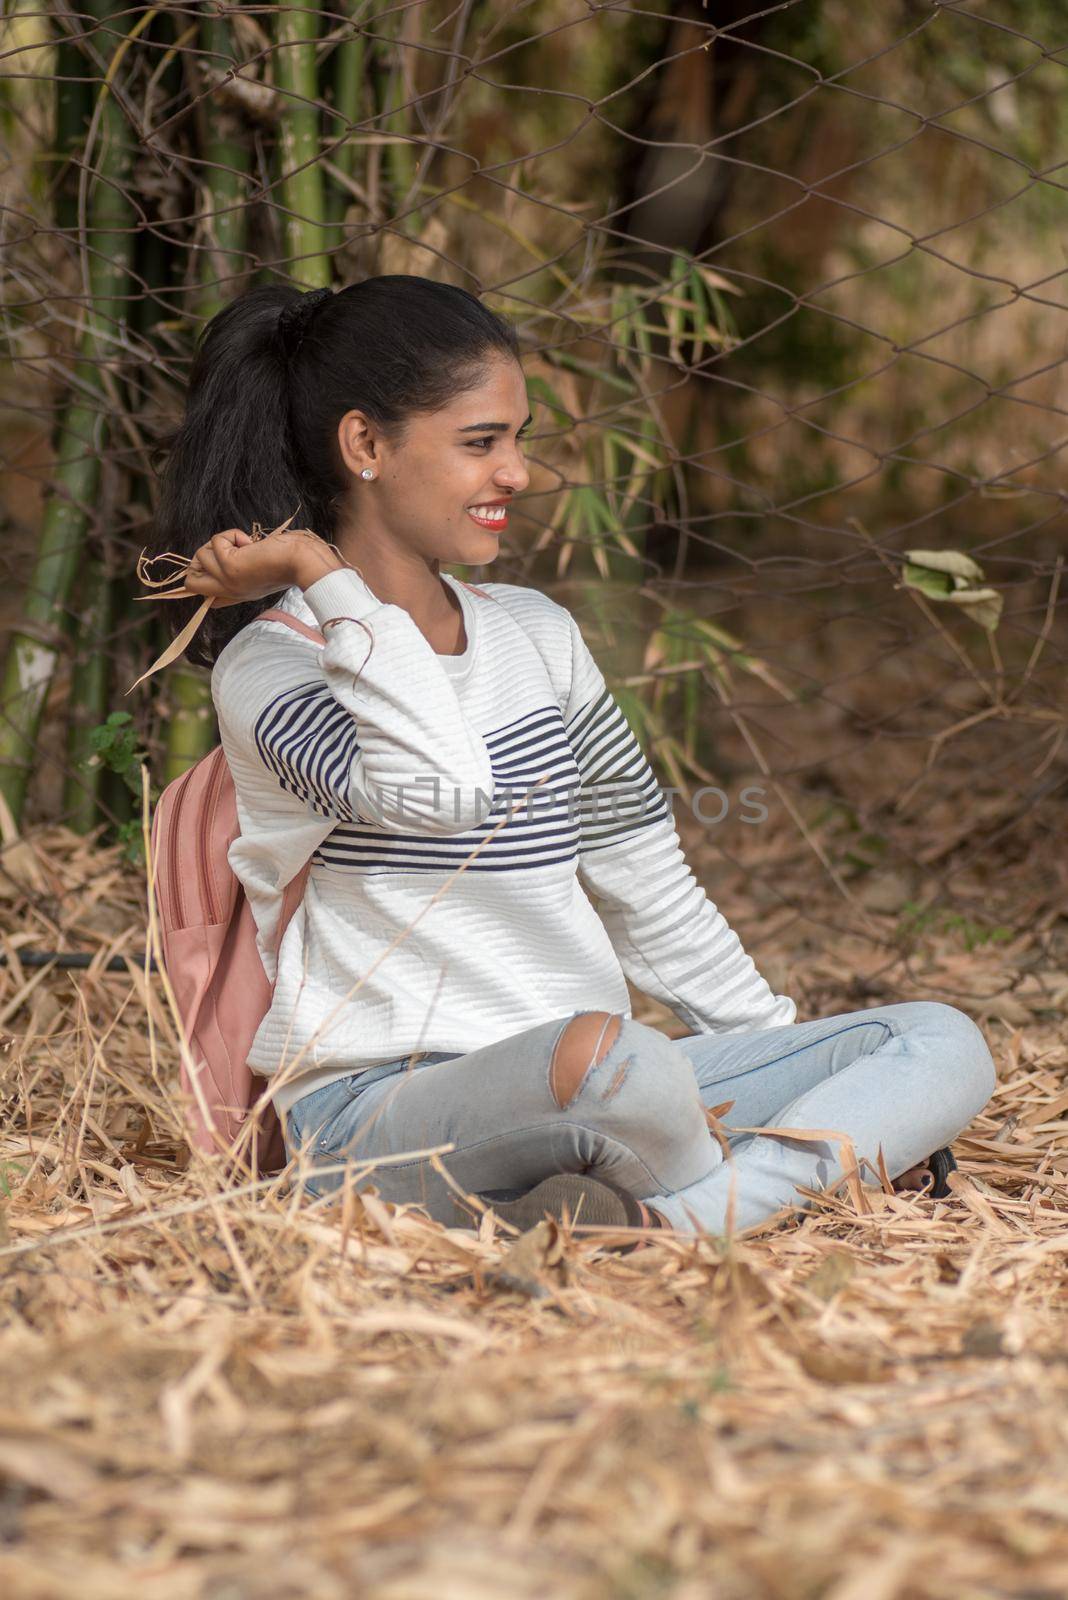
xmin=145 ymin=274 xmax=522 ymax=668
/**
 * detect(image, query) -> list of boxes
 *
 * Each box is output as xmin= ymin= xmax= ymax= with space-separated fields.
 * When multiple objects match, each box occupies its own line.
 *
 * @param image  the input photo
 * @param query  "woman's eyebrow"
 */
xmin=456 ymin=413 xmax=534 ymax=433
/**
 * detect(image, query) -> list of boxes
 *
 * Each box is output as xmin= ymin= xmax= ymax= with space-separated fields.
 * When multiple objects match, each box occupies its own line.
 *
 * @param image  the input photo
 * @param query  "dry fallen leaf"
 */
xmin=127 ymin=511 xmax=302 ymax=692
xmin=977 ymin=993 xmax=1034 ymax=1027
xmin=486 ymin=1219 xmax=569 ymax=1300
xmin=798 ymin=1249 xmax=857 ymax=1305
xmin=798 ymin=1344 xmax=891 ymax=1385
xmin=126 ymin=595 xmax=215 ymax=694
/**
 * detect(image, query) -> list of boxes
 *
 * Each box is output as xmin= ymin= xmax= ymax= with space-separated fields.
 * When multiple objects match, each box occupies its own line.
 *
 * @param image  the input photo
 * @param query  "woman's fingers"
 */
xmin=181 ymin=530 xmax=240 ymax=599
xmin=184 ymin=565 xmax=224 ymax=594
xmin=183 ymin=524 xmax=305 ymax=604
xmin=188 ymin=531 xmax=241 ymax=588
xmin=210 ymin=532 xmax=244 ymax=567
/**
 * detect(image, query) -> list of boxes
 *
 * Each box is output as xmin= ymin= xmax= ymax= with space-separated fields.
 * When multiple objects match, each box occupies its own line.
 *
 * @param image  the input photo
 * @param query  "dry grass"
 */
xmin=1 ymin=773 xmax=1067 ymax=1600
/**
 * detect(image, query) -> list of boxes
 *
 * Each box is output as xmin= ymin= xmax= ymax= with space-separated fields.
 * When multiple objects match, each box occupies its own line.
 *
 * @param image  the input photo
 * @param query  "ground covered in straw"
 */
xmin=2 ymin=770 xmax=1067 ymax=1599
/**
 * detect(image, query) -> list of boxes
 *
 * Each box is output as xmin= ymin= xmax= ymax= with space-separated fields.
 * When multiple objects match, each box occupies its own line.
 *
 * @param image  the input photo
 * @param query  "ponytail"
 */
xmin=146 ymin=275 xmax=520 ymax=667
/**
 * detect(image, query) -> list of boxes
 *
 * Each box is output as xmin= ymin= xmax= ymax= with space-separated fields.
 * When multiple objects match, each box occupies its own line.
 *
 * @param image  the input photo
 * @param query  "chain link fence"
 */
xmin=1 ymin=0 xmax=1065 ymax=969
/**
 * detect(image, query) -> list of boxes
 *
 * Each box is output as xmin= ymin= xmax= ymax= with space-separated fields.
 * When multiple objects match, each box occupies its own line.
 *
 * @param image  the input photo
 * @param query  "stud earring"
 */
xmin=360 ymin=468 xmax=376 ymax=481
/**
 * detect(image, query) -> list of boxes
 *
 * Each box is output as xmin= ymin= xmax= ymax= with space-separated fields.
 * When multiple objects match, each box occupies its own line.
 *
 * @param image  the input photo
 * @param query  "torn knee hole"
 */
xmin=549 ymin=1012 xmax=622 ymax=1109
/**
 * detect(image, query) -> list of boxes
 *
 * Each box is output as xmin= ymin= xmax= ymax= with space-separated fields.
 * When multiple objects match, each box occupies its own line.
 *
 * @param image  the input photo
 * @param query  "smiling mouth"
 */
xmin=466 ymin=505 xmax=509 ymax=529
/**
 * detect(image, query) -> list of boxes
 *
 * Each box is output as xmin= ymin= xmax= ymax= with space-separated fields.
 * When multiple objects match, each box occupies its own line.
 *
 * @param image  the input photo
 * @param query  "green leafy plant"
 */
xmin=83 ymin=711 xmax=157 ymax=864
xmin=518 ymin=257 xmax=788 ymax=784
xmin=85 ymin=710 xmax=142 ymax=789
xmin=616 ymin=602 xmax=793 ymax=787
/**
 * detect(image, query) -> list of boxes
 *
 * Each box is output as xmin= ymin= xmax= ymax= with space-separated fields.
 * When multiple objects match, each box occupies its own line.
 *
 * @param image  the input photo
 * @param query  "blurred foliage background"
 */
xmin=0 ymin=0 xmax=1065 ymax=941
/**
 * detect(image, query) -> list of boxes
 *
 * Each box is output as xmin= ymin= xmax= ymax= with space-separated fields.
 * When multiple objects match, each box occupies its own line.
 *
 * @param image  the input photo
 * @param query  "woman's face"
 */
xmin=337 ymin=354 xmax=532 ymax=567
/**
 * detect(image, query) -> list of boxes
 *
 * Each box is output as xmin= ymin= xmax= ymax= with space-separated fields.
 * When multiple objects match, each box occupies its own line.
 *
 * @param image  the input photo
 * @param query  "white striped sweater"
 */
xmin=211 ymin=567 xmax=797 ymax=1113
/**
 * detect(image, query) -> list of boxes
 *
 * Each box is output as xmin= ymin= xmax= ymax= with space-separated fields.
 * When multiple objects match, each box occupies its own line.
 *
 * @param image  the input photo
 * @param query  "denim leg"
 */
xmin=645 ymin=1002 xmax=997 ymax=1235
xmin=284 ymin=1002 xmax=995 ymax=1239
xmin=284 ymin=1011 xmax=720 ymax=1225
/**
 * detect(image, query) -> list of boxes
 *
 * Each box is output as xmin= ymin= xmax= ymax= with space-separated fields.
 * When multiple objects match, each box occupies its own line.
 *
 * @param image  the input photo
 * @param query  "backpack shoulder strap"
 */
xmin=454 ymin=578 xmax=496 ymax=602
xmin=257 ymin=608 xmax=325 ymax=645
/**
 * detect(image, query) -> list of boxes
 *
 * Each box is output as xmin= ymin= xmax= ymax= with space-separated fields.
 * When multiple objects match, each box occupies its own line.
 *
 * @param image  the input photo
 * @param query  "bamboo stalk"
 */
xmin=0 ymin=0 xmax=136 ymax=825
xmin=195 ymin=10 xmax=252 ymax=310
xmin=102 ymin=580 xmax=143 ymax=830
xmin=54 ymin=23 xmax=89 ymax=236
xmin=62 ymin=554 xmax=112 ymax=831
xmin=376 ymin=6 xmax=421 ymax=241
xmin=55 ymin=14 xmax=100 ymax=833
xmin=162 ymin=668 xmax=220 ymax=788
xmin=275 ymin=0 xmax=331 ymax=287
xmin=160 ymin=6 xmax=256 ymax=786
xmin=63 ymin=8 xmax=187 ymax=834
xmin=324 ymin=6 xmax=367 ymax=255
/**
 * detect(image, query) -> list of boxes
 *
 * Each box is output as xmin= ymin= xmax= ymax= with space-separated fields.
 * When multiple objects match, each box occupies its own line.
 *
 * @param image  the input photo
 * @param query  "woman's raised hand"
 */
xmin=182 ymin=526 xmax=344 ymax=607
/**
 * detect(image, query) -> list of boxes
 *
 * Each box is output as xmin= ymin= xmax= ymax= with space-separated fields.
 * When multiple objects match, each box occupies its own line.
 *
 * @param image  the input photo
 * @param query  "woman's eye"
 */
xmin=467 ymin=434 xmax=529 ymax=452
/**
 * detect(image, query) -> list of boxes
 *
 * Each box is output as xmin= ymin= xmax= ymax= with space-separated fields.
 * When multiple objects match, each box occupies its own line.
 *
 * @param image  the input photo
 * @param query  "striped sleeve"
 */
xmin=213 ymin=567 xmax=495 ymax=836
xmin=252 ymin=679 xmax=366 ymax=822
xmin=566 ymin=681 xmax=670 ymax=849
xmin=563 ymin=610 xmax=797 ymax=1034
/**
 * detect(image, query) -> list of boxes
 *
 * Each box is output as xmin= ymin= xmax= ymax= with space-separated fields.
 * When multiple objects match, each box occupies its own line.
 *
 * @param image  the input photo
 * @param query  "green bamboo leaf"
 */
xmin=687 ymin=263 xmax=711 ymax=365
xmin=665 ymin=253 xmax=689 ymax=363
xmin=693 ymin=265 xmax=743 ymax=298
xmin=649 ymin=728 xmax=691 ymax=797
xmin=628 ymin=288 xmax=654 ymax=362
xmin=682 ymin=667 xmax=701 ymax=756
xmin=901 ymin=549 xmax=1002 ymax=631
xmin=547 ymin=351 xmax=635 ymax=396
xmin=612 ymin=283 xmax=639 ymax=363
xmin=902 ymin=564 xmax=955 ymax=599
xmin=904 ymin=548 xmax=986 ymax=586
xmin=566 ymin=487 xmax=613 ymax=579
xmin=941 ymin=589 xmax=1004 ymax=632
xmin=705 ymin=282 xmax=740 ymax=347
xmin=602 ymin=430 xmax=619 ymax=516
xmin=613 ymin=685 xmax=651 ymax=745
xmin=603 ymin=428 xmax=665 ymax=473
xmin=524 ymin=375 xmax=574 ymax=422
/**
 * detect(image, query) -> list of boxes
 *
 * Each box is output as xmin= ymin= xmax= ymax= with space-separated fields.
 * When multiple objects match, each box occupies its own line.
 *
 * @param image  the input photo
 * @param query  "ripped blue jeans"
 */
xmin=281 ymin=1002 xmax=996 ymax=1235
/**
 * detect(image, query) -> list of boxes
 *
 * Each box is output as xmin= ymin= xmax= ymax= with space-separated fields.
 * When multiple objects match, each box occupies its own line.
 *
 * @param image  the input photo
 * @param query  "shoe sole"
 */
xmin=481 ymin=1173 xmax=645 ymax=1235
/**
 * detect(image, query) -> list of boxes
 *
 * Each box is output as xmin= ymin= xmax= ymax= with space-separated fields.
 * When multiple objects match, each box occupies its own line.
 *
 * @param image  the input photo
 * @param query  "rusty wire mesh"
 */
xmin=1 ymin=0 xmax=1066 ymax=963
xmin=3 ymin=13 xmax=1068 ymax=1591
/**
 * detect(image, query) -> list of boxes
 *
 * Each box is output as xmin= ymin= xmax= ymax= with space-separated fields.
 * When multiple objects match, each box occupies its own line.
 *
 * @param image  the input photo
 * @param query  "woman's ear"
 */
xmin=337 ymin=407 xmax=377 ymax=475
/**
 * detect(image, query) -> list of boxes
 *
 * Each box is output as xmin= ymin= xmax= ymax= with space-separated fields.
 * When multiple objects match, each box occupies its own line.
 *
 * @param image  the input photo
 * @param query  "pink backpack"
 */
xmin=150 ymin=608 xmax=326 ymax=1175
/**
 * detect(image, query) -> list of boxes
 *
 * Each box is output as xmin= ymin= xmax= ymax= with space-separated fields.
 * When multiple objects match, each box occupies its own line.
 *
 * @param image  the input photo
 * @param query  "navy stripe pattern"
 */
xmin=313 ymin=704 xmax=583 ymax=873
xmin=565 ymin=686 xmax=669 ymax=851
xmin=253 ymin=673 xmax=667 ymax=871
xmin=253 ymin=679 xmax=373 ymax=823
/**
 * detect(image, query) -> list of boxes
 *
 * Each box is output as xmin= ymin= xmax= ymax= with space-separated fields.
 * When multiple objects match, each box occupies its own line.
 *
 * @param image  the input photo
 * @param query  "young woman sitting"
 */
xmin=148 ymin=274 xmax=996 ymax=1241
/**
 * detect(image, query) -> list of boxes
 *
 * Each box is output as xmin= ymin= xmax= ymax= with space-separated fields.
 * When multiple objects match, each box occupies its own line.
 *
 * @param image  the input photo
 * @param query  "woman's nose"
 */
xmin=496 ymin=448 xmax=530 ymax=493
